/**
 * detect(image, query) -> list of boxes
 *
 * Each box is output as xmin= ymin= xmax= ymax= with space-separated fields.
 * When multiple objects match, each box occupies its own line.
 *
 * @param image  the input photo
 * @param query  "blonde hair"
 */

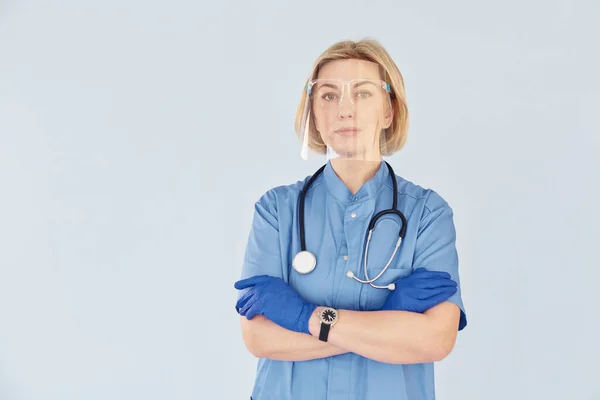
xmin=294 ymin=38 xmax=409 ymax=156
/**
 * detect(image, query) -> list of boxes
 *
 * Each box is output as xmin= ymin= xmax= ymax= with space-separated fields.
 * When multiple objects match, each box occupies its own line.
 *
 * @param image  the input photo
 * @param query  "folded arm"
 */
xmin=308 ymin=301 xmax=461 ymax=364
xmin=240 ymin=301 xmax=459 ymax=364
xmin=240 ymin=315 xmax=348 ymax=361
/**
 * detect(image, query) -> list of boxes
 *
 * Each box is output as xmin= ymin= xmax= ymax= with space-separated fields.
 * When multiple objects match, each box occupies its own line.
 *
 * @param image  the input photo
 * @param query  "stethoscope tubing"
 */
xmin=296 ymin=161 xmax=407 ymax=290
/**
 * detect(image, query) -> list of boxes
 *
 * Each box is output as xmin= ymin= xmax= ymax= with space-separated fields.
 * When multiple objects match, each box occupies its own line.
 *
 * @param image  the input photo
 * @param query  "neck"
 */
xmin=329 ymin=158 xmax=382 ymax=194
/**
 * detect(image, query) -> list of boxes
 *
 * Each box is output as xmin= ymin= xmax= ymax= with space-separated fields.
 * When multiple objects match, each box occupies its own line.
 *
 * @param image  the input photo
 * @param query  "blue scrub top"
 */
xmin=237 ymin=160 xmax=467 ymax=400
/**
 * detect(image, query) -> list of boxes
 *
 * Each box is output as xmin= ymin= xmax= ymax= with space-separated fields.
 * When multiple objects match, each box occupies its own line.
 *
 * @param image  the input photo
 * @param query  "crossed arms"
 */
xmin=239 ymin=301 xmax=461 ymax=365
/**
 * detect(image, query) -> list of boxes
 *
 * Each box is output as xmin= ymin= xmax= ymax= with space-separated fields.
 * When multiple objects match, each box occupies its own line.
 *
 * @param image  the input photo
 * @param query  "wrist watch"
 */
xmin=318 ymin=307 xmax=338 ymax=342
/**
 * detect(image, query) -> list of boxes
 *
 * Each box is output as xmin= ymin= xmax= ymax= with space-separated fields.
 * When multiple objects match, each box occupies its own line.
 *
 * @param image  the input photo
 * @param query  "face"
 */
xmin=310 ymin=59 xmax=393 ymax=160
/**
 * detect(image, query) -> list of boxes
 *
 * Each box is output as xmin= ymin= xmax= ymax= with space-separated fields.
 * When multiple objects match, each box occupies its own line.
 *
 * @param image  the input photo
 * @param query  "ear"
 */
xmin=384 ymin=105 xmax=393 ymax=129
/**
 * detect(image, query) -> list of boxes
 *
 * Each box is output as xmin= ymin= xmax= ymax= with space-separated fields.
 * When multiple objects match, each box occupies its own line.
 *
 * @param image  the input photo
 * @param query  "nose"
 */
xmin=337 ymin=91 xmax=355 ymax=119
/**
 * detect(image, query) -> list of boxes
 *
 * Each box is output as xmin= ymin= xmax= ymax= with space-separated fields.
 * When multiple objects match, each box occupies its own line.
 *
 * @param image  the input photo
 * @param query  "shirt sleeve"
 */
xmin=236 ymin=190 xmax=285 ymax=301
xmin=412 ymin=190 xmax=467 ymax=331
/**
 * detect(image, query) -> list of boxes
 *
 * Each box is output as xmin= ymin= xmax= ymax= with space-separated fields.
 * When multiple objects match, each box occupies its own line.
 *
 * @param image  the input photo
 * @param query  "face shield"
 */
xmin=299 ymin=77 xmax=394 ymax=162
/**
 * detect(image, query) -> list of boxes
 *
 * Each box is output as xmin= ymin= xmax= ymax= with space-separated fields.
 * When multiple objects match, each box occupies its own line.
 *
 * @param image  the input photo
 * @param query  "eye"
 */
xmin=356 ymin=91 xmax=371 ymax=99
xmin=322 ymin=93 xmax=338 ymax=102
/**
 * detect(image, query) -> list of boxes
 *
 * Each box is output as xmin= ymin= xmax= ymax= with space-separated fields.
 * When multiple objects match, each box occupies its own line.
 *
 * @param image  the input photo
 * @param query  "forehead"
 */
xmin=316 ymin=59 xmax=382 ymax=81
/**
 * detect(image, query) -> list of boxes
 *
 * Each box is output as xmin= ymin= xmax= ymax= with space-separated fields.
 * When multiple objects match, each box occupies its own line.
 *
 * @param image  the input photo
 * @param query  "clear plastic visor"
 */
xmin=299 ymin=78 xmax=393 ymax=162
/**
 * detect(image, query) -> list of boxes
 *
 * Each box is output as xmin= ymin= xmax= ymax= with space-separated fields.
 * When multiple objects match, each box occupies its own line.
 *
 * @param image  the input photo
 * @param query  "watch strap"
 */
xmin=318 ymin=322 xmax=331 ymax=342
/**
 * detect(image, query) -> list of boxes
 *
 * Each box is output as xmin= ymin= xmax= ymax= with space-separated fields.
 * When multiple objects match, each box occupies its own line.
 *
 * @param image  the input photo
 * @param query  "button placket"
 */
xmin=339 ymin=201 xmax=365 ymax=312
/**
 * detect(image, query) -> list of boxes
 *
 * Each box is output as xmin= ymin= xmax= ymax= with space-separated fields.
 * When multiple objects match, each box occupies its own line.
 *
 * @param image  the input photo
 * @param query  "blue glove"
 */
xmin=234 ymin=275 xmax=317 ymax=335
xmin=382 ymin=268 xmax=457 ymax=313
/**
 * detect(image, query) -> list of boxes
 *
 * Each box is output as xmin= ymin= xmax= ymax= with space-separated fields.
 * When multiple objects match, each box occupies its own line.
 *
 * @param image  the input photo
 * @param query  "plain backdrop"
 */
xmin=1 ymin=1 xmax=599 ymax=399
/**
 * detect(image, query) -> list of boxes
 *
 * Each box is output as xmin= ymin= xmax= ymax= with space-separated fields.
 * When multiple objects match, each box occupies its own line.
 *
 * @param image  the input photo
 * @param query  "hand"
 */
xmin=234 ymin=275 xmax=317 ymax=335
xmin=381 ymin=268 xmax=457 ymax=313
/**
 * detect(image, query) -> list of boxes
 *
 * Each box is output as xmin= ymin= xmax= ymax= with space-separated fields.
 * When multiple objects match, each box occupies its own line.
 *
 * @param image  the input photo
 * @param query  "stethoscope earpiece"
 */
xmin=292 ymin=162 xmax=407 ymax=291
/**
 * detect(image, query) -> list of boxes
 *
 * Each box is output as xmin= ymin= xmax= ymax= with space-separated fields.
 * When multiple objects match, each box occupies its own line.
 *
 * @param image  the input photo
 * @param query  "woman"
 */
xmin=234 ymin=38 xmax=467 ymax=400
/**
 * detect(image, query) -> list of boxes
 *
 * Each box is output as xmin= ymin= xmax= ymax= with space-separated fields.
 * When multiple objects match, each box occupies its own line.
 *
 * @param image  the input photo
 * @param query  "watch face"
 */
xmin=321 ymin=308 xmax=337 ymax=324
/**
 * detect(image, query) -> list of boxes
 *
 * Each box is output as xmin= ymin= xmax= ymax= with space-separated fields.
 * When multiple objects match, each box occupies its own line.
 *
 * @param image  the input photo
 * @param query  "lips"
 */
xmin=334 ymin=127 xmax=360 ymax=136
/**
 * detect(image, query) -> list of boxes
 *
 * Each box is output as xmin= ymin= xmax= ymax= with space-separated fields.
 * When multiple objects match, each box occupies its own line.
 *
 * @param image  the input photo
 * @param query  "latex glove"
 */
xmin=234 ymin=275 xmax=317 ymax=334
xmin=381 ymin=268 xmax=457 ymax=313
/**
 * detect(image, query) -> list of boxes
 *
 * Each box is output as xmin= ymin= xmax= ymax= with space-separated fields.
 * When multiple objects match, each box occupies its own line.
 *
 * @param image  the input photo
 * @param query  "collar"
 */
xmin=322 ymin=160 xmax=389 ymax=205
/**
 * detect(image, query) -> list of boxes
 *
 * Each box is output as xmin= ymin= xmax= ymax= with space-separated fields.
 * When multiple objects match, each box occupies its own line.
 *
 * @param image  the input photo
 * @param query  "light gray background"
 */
xmin=1 ymin=1 xmax=598 ymax=399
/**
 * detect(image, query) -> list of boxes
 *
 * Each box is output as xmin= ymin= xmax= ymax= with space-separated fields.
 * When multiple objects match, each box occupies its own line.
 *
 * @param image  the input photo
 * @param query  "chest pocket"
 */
xmin=364 ymin=214 xmax=410 ymax=272
xmin=361 ymin=214 xmax=413 ymax=310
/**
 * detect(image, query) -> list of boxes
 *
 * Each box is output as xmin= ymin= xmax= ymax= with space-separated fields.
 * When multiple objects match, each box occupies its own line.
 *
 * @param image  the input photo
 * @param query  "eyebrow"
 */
xmin=315 ymin=83 xmax=339 ymax=90
xmin=351 ymin=80 xmax=379 ymax=88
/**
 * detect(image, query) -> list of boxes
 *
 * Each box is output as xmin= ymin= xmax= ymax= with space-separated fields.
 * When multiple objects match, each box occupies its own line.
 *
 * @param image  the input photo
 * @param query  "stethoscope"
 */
xmin=291 ymin=161 xmax=407 ymax=290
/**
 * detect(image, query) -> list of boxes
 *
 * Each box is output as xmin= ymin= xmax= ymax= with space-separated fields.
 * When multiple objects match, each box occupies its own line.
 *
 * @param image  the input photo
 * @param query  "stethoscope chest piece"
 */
xmin=292 ymin=250 xmax=316 ymax=274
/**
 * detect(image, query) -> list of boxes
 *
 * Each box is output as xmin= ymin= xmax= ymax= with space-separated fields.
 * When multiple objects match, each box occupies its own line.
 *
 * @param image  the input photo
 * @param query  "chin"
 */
xmin=329 ymin=144 xmax=357 ymax=155
xmin=330 ymin=138 xmax=357 ymax=149
xmin=331 ymin=148 xmax=365 ymax=160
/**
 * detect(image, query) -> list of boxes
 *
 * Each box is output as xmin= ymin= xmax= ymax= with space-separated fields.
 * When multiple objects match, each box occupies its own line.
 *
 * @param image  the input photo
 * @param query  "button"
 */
xmin=343 ymin=255 xmax=348 ymax=260
xmin=350 ymin=212 xmax=356 ymax=218
xmin=352 ymin=196 xmax=358 ymax=201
